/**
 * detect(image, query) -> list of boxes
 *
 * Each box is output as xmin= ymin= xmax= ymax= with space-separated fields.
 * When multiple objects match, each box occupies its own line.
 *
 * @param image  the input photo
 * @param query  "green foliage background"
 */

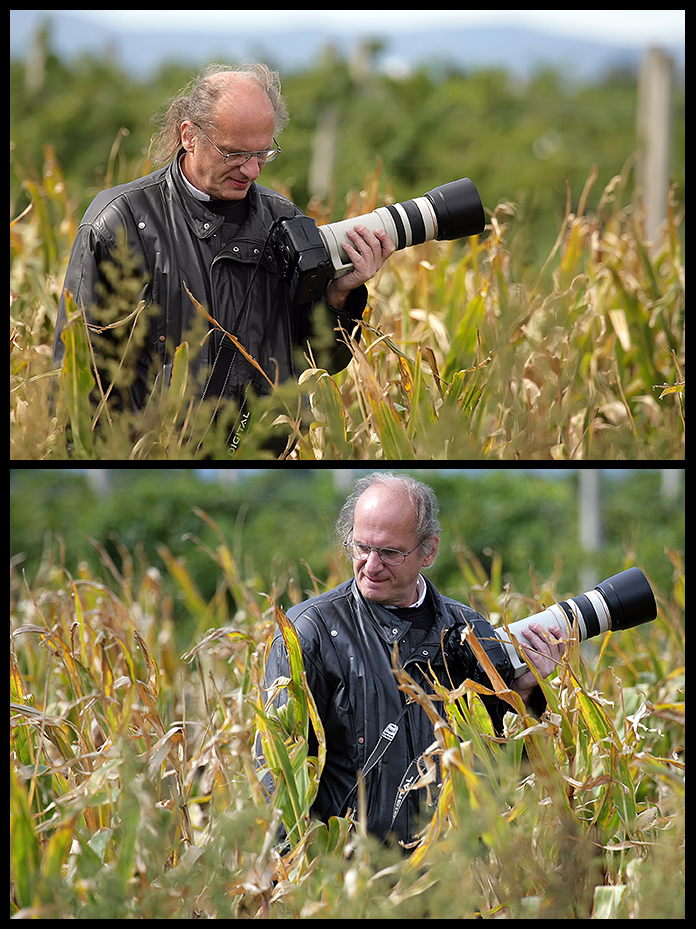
xmin=10 ymin=468 xmax=683 ymax=637
xmin=11 ymin=22 xmax=685 ymax=274
xmin=10 ymin=467 xmax=685 ymax=918
xmin=10 ymin=25 xmax=685 ymax=460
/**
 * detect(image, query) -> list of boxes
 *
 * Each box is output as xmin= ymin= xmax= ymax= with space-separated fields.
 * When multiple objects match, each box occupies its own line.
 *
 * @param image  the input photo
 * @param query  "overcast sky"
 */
xmin=66 ymin=10 xmax=685 ymax=46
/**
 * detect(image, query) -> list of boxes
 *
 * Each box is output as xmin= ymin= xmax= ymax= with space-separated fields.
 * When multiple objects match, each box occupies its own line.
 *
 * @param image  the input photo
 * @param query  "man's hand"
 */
xmin=325 ymin=225 xmax=396 ymax=310
xmin=511 ymin=622 xmax=566 ymax=706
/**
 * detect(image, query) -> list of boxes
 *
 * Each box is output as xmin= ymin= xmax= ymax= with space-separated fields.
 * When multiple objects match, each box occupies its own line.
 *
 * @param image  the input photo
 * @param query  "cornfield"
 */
xmin=10 ymin=516 xmax=685 ymax=918
xmin=10 ymin=150 xmax=684 ymax=460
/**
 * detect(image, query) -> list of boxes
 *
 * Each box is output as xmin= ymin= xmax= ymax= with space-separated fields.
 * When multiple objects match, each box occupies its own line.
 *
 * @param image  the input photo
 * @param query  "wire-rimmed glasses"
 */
xmin=193 ymin=123 xmax=281 ymax=167
xmin=345 ymin=540 xmax=422 ymax=566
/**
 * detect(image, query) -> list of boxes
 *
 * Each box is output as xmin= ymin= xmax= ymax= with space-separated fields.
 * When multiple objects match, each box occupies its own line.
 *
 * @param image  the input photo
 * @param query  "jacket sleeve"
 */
xmin=324 ymin=284 xmax=368 ymax=374
xmin=52 ymin=223 xmax=111 ymax=368
xmin=294 ymin=284 xmax=368 ymax=375
xmin=52 ymin=219 xmax=155 ymax=411
xmin=254 ymin=626 xmax=326 ymax=806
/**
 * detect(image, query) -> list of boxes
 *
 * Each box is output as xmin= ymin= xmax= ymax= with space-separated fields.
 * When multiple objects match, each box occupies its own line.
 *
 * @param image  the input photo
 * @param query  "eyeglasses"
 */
xmin=193 ymin=123 xmax=281 ymax=166
xmin=345 ymin=540 xmax=422 ymax=566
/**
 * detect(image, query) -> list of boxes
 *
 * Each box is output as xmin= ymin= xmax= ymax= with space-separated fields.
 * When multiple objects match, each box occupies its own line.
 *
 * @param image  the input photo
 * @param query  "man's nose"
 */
xmin=240 ymin=156 xmax=263 ymax=179
xmin=365 ymin=550 xmax=384 ymax=571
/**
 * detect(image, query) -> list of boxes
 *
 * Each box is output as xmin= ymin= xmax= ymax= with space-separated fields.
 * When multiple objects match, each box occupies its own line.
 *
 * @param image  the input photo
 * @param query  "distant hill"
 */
xmin=10 ymin=10 xmax=685 ymax=83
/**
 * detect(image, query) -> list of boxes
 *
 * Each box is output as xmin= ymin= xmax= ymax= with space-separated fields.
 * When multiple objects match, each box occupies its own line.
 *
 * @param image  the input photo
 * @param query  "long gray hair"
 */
xmin=148 ymin=62 xmax=289 ymax=166
xmin=336 ymin=472 xmax=441 ymax=555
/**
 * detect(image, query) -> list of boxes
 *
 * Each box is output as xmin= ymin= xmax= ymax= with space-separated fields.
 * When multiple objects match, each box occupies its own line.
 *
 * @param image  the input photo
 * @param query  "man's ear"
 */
xmin=180 ymin=120 xmax=197 ymax=154
xmin=422 ymin=536 xmax=439 ymax=568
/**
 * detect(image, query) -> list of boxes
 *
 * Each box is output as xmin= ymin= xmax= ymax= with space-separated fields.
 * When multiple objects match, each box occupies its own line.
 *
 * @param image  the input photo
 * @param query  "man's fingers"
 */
xmin=344 ymin=226 xmax=393 ymax=262
xmin=521 ymin=623 xmax=566 ymax=658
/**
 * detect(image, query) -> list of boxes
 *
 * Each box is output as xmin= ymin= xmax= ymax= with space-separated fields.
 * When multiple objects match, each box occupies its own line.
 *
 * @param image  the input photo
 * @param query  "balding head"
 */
xmin=179 ymin=66 xmax=282 ymax=200
xmin=339 ymin=473 xmax=440 ymax=606
xmin=337 ymin=472 xmax=441 ymax=553
xmin=202 ymin=70 xmax=277 ymax=130
xmin=149 ymin=61 xmax=288 ymax=166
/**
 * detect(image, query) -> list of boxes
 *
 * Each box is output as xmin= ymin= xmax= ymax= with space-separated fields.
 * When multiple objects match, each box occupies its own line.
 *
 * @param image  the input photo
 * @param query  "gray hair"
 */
xmin=148 ymin=62 xmax=289 ymax=166
xmin=336 ymin=472 xmax=441 ymax=555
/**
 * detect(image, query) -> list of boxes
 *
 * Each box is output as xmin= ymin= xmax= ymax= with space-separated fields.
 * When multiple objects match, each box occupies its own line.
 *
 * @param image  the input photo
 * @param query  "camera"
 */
xmin=443 ymin=567 xmax=657 ymax=689
xmin=271 ymin=178 xmax=485 ymax=304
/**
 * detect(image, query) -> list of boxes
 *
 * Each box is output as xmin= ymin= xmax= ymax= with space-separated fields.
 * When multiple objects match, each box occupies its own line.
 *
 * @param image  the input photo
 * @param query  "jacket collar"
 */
xmin=350 ymin=576 xmax=450 ymax=647
xmin=168 ymin=152 xmax=264 ymax=240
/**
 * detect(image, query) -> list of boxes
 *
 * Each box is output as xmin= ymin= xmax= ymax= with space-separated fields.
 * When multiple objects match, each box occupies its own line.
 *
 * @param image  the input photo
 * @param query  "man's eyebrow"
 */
xmin=353 ymin=541 xmax=402 ymax=551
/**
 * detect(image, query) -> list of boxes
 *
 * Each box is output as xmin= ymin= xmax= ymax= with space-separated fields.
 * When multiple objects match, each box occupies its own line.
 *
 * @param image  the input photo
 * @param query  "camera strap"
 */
xmin=390 ymin=752 xmax=432 ymax=834
xmin=339 ymin=700 xmax=411 ymax=817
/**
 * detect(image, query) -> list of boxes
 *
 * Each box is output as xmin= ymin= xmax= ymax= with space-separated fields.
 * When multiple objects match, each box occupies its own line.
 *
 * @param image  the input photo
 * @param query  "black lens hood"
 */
xmin=424 ymin=178 xmax=485 ymax=240
xmin=595 ymin=567 xmax=657 ymax=631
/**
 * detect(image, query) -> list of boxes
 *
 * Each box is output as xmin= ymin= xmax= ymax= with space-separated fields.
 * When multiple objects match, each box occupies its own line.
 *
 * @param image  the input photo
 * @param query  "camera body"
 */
xmin=443 ymin=567 xmax=657 ymax=689
xmin=271 ymin=214 xmax=335 ymax=305
xmin=271 ymin=177 xmax=485 ymax=304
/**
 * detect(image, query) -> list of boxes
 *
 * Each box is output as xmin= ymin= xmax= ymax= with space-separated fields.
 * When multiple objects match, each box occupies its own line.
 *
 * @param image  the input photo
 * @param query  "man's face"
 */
xmin=351 ymin=486 xmax=438 ymax=607
xmin=180 ymin=79 xmax=276 ymax=201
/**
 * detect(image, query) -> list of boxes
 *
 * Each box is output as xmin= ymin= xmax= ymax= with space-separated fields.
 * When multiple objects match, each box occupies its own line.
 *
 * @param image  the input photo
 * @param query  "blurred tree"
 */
xmin=10 ymin=468 xmax=683 ymax=641
xmin=11 ymin=22 xmax=685 ymax=271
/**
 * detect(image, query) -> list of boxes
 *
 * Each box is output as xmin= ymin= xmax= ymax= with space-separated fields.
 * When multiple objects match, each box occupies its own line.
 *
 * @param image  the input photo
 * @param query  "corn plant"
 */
xmin=10 ymin=149 xmax=684 ymax=460
xmin=10 ymin=511 xmax=683 ymax=918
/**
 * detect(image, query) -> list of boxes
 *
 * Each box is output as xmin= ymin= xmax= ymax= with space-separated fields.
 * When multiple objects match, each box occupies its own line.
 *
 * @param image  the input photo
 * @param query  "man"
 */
xmin=52 ymin=63 xmax=394 ymax=419
xmin=261 ymin=472 xmax=565 ymax=845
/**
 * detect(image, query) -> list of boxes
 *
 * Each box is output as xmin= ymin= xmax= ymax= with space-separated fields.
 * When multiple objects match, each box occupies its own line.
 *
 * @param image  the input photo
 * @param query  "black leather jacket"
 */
xmin=52 ymin=156 xmax=367 ymax=410
xmin=262 ymin=577 xmax=509 ymax=844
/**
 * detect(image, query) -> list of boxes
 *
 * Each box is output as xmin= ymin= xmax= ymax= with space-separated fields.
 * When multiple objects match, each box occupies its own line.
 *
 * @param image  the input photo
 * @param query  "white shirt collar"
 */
xmin=178 ymin=155 xmax=211 ymax=201
xmin=385 ymin=574 xmax=427 ymax=609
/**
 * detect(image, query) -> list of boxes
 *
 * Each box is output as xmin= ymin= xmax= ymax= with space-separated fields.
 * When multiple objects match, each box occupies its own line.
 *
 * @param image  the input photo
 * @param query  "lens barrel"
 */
xmin=494 ymin=567 xmax=657 ymax=679
xmin=317 ymin=177 xmax=485 ymax=275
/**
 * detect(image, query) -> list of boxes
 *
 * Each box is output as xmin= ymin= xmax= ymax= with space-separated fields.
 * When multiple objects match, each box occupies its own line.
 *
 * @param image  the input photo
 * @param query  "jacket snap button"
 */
xmin=138 ymin=221 xmax=146 ymax=229
xmin=330 ymin=629 xmax=338 ymax=637
xmin=158 ymin=335 xmax=166 ymax=343
xmin=358 ymin=737 xmax=365 ymax=744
